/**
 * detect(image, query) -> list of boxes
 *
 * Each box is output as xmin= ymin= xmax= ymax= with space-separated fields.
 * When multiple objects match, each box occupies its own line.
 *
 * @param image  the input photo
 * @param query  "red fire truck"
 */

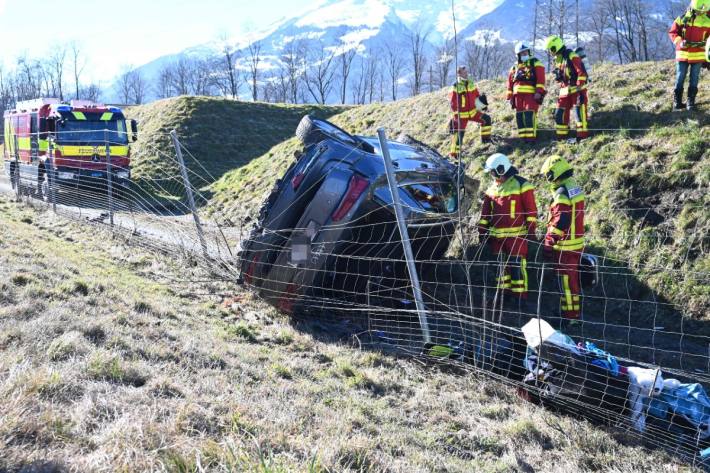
xmin=3 ymin=98 xmax=137 ymax=199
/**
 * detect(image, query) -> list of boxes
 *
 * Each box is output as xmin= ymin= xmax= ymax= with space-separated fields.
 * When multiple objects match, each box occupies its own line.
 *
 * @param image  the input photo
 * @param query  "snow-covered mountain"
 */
xmin=121 ymin=0 xmax=505 ymax=102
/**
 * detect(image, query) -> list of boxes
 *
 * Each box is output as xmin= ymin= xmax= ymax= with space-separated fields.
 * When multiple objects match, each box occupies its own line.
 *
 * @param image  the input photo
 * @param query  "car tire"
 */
xmin=295 ymin=115 xmax=374 ymax=153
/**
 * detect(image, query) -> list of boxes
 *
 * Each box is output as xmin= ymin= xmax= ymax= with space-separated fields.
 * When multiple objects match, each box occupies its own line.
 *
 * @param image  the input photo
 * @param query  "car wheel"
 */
xmin=295 ymin=115 xmax=374 ymax=153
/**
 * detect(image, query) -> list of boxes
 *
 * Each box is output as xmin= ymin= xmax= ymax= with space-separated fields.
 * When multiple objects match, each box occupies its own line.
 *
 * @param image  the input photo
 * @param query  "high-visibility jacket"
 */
xmin=479 ymin=170 xmax=537 ymax=238
xmin=669 ymin=9 xmax=710 ymax=63
xmin=545 ymin=177 xmax=585 ymax=252
xmin=506 ymin=58 xmax=546 ymax=99
xmin=552 ymin=48 xmax=587 ymax=97
xmin=450 ymin=78 xmax=482 ymax=119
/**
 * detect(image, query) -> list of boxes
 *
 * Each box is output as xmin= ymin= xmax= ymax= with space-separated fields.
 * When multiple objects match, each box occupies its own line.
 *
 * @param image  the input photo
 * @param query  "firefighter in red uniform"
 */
xmin=448 ymin=66 xmax=493 ymax=158
xmin=545 ymin=36 xmax=589 ymax=142
xmin=541 ymin=155 xmax=585 ymax=320
xmin=669 ymin=0 xmax=710 ymax=110
xmin=478 ymin=153 xmax=537 ymax=300
xmin=507 ymin=42 xmax=546 ymax=142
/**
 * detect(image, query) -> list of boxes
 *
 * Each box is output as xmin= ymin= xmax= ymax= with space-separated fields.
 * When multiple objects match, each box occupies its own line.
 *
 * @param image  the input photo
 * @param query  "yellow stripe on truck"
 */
xmin=57 ymin=145 xmax=129 ymax=156
xmin=100 ymin=112 xmax=114 ymax=121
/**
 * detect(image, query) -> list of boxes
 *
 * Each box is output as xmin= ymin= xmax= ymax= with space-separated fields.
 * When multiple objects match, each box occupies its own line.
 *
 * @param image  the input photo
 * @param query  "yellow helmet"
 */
xmin=691 ymin=0 xmax=709 ymax=12
xmin=541 ymin=155 xmax=573 ymax=182
xmin=545 ymin=35 xmax=565 ymax=54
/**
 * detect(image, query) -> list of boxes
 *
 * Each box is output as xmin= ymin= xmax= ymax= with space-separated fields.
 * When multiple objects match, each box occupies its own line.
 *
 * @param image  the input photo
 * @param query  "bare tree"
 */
xmin=303 ymin=42 xmax=337 ymax=104
xmin=408 ymin=22 xmax=431 ymax=96
xmin=383 ymin=41 xmax=405 ymax=101
xmin=157 ymin=64 xmax=174 ymax=98
xmin=48 ymin=45 xmax=67 ymax=100
xmin=117 ymin=67 xmax=148 ymax=104
xmin=338 ymin=47 xmax=356 ymax=104
xmin=70 ymin=42 xmax=85 ymax=100
xmin=246 ymin=40 xmax=262 ymax=101
xmin=435 ymin=38 xmax=455 ymax=89
xmin=218 ymin=36 xmax=240 ymax=98
xmin=279 ymin=40 xmax=306 ymax=104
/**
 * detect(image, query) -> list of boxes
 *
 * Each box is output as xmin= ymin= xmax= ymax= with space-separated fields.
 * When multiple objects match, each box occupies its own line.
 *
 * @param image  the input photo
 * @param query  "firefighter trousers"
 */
xmin=488 ymin=236 xmax=529 ymax=298
xmin=513 ymin=94 xmax=540 ymax=142
xmin=555 ymin=90 xmax=589 ymax=140
xmin=552 ymin=249 xmax=582 ymax=319
xmin=449 ymin=112 xmax=493 ymax=157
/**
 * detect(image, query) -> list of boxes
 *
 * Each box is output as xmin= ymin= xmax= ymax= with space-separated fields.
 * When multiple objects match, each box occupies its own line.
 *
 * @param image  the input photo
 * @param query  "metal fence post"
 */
xmin=48 ymin=136 xmax=57 ymax=213
xmin=376 ymin=128 xmax=431 ymax=345
xmin=13 ymin=134 xmax=21 ymax=201
xmin=104 ymin=129 xmax=114 ymax=226
xmin=170 ymin=130 xmax=208 ymax=257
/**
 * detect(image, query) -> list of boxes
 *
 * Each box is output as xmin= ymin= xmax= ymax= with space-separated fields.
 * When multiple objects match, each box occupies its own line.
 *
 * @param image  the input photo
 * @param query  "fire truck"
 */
xmin=3 ymin=98 xmax=137 ymax=200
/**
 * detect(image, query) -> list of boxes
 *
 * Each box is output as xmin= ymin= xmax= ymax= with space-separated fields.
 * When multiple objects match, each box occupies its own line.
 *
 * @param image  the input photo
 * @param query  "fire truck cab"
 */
xmin=3 ymin=98 xmax=137 ymax=200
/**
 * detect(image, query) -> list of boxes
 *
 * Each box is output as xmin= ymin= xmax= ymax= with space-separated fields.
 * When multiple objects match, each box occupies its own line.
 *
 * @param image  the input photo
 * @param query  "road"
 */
xmin=0 ymin=173 xmax=242 ymax=265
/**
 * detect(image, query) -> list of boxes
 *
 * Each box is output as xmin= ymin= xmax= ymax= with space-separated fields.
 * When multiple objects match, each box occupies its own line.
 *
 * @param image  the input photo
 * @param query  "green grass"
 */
xmin=125 ymin=97 xmax=347 ymax=205
xmin=0 ymin=195 xmax=690 ymax=472
xmin=192 ymin=60 xmax=708 ymax=318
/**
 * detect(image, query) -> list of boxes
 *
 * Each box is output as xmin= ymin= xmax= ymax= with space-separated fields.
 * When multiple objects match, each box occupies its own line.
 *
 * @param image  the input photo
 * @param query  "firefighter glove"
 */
xmin=534 ymin=92 xmax=544 ymax=104
xmin=577 ymin=94 xmax=585 ymax=106
xmin=553 ymin=69 xmax=563 ymax=82
xmin=478 ymin=225 xmax=489 ymax=238
xmin=704 ymin=62 xmax=710 ymax=70
xmin=509 ymin=98 xmax=516 ymax=110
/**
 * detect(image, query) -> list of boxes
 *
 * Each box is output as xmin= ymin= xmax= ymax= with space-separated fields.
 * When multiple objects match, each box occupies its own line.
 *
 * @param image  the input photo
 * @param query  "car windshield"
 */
xmin=56 ymin=118 xmax=128 ymax=145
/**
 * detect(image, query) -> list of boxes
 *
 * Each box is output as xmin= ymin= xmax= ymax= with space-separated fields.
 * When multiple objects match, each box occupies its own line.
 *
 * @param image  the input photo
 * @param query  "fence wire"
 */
xmin=2 ymin=125 xmax=709 ymax=467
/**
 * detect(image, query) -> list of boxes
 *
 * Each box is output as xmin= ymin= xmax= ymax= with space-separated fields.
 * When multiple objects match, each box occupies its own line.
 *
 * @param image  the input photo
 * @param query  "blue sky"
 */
xmin=0 ymin=0 xmax=313 ymax=83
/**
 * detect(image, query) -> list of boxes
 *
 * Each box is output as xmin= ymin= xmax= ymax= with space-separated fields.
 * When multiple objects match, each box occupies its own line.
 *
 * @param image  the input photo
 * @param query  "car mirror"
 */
xmin=130 ymin=119 xmax=138 ymax=142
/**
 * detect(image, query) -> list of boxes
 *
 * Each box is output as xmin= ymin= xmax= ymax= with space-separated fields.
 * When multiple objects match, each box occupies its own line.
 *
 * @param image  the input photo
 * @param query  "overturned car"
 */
xmin=238 ymin=115 xmax=477 ymax=315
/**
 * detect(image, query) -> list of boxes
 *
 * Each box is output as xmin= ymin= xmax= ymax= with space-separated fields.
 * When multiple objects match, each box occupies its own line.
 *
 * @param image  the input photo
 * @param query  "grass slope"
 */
xmin=203 ymin=60 xmax=709 ymax=318
xmin=0 ymin=196 xmax=690 ymax=472
xmin=126 ymin=97 xmax=346 ymax=203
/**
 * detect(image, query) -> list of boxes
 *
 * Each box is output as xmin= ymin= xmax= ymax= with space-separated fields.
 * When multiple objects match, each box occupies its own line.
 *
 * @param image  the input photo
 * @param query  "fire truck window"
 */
xmin=57 ymin=118 xmax=129 ymax=145
xmin=30 ymin=114 xmax=38 ymax=135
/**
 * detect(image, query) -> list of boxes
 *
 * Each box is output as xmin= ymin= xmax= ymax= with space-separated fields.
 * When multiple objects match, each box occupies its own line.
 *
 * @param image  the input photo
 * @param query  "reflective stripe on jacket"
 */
xmin=545 ymin=177 xmax=585 ymax=251
xmin=553 ymin=49 xmax=587 ymax=96
xmin=450 ymin=79 xmax=481 ymax=117
xmin=669 ymin=10 xmax=710 ymax=63
xmin=479 ymin=172 xmax=538 ymax=238
xmin=507 ymin=58 xmax=546 ymax=99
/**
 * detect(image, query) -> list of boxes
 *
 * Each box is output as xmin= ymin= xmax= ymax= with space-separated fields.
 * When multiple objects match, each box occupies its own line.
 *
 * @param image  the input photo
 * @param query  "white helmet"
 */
xmin=515 ymin=41 xmax=531 ymax=56
xmin=484 ymin=153 xmax=512 ymax=176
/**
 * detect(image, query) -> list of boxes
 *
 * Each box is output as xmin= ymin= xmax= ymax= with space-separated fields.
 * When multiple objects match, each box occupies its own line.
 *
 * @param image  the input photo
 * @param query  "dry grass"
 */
xmin=0 ymin=196 xmax=695 ymax=472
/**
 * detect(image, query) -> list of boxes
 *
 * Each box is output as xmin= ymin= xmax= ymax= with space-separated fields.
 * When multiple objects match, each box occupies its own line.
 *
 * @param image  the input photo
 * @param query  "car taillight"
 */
xmin=243 ymin=253 xmax=262 ymax=285
xmin=332 ymin=174 xmax=369 ymax=222
xmin=291 ymin=173 xmax=305 ymax=189
xmin=278 ymin=283 xmax=299 ymax=314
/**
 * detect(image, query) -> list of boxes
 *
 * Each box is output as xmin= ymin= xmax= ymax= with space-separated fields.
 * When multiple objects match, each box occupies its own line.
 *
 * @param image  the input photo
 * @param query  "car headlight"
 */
xmin=58 ymin=172 xmax=75 ymax=180
xmin=116 ymin=171 xmax=130 ymax=179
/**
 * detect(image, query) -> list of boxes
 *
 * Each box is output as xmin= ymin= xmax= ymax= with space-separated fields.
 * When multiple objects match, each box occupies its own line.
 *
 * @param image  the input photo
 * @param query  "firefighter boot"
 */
xmin=687 ymin=86 xmax=698 ymax=111
xmin=673 ymin=88 xmax=686 ymax=110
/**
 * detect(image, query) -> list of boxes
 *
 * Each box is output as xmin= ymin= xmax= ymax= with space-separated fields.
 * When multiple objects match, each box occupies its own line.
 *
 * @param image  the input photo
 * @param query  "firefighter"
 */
xmin=669 ymin=0 xmax=710 ymax=111
xmin=507 ymin=42 xmax=546 ymax=143
xmin=540 ymin=155 xmax=585 ymax=320
xmin=545 ymin=36 xmax=589 ymax=142
xmin=478 ymin=153 xmax=537 ymax=299
xmin=448 ymin=66 xmax=493 ymax=158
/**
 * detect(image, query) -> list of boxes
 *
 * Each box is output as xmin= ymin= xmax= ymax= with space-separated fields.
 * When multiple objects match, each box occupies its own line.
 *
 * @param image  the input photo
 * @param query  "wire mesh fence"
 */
xmin=2 ymin=123 xmax=709 ymax=467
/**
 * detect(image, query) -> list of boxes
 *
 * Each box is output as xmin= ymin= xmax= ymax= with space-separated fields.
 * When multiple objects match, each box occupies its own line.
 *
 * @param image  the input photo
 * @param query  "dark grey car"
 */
xmin=239 ymin=116 xmax=477 ymax=315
